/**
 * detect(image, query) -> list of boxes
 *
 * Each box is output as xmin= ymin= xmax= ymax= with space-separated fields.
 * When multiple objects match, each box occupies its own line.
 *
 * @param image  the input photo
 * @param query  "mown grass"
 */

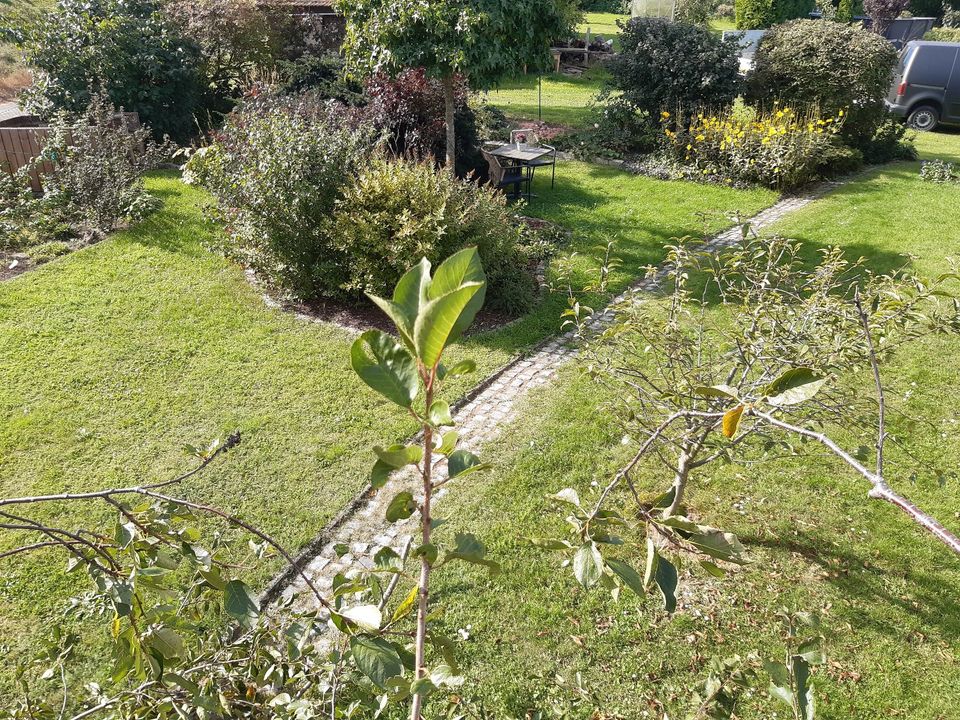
xmin=0 ymin=166 xmax=774 ymax=689
xmin=422 ymin=132 xmax=960 ymax=719
xmin=485 ymin=67 xmax=608 ymax=129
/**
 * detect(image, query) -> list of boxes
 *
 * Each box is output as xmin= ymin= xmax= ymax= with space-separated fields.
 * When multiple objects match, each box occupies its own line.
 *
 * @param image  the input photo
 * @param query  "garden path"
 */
xmin=264 ymin=185 xmax=835 ymax=615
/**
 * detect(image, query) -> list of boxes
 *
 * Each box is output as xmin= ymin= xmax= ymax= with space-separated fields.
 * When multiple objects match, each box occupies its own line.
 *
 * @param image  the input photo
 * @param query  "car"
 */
xmin=886 ymin=40 xmax=960 ymax=131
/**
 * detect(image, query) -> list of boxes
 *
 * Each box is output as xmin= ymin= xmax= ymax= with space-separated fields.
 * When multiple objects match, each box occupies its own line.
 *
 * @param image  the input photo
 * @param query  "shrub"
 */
xmin=863 ymin=117 xmax=917 ymax=163
xmin=558 ymin=98 xmax=659 ymax=160
xmin=42 ymin=95 xmax=171 ymax=236
xmin=925 ymin=26 xmax=960 ymax=40
xmin=715 ymin=2 xmax=736 ymax=16
xmin=609 ymin=19 xmax=741 ymax=120
xmin=580 ymin=0 xmax=627 ymax=10
xmin=11 ymin=0 xmax=207 ymax=142
xmin=661 ymin=105 xmax=852 ymax=189
xmin=920 ymin=158 xmax=959 ymax=183
xmin=163 ymin=0 xmax=303 ymax=99
xmin=748 ymin=20 xmax=899 ymax=151
xmin=674 ymin=0 xmax=718 ymax=24
xmin=736 ymin=0 xmax=815 ymax=28
xmin=184 ymin=92 xmax=378 ymax=299
xmin=276 ymin=53 xmax=366 ymax=104
xmin=329 ymin=156 xmax=542 ymax=314
xmin=0 ymin=167 xmax=50 ymax=251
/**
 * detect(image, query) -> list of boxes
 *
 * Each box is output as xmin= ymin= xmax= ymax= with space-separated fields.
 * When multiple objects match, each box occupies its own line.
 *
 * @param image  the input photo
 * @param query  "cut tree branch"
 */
xmin=749 ymin=408 xmax=960 ymax=556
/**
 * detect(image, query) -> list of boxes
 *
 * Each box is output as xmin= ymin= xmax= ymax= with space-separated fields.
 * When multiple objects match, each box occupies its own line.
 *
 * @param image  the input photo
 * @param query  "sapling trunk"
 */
xmin=442 ymin=74 xmax=456 ymax=171
xmin=410 ymin=369 xmax=435 ymax=720
xmin=666 ymin=449 xmax=692 ymax=516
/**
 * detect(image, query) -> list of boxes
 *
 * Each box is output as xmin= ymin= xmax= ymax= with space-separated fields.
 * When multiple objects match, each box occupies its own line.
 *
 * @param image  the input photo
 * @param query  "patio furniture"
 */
xmin=482 ymin=149 xmax=532 ymax=201
xmin=525 ymin=144 xmax=557 ymax=189
xmin=490 ymin=140 xmax=556 ymax=194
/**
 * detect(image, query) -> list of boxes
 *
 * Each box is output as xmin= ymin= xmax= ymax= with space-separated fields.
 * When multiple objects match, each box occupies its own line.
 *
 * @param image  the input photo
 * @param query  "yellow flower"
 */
xmin=838 ymin=109 xmax=845 ymax=117
xmin=686 ymin=144 xmax=692 ymax=150
xmin=696 ymin=134 xmax=705 ymax=141
xmin=776 ymin=110 xmax=784 ymax=118
xmin=661 ymin=111 xmax=671 ymax=119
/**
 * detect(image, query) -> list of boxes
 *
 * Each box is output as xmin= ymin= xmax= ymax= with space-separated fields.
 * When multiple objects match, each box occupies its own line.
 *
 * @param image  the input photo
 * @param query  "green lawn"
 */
xmin=418 ymin=134 xmax=960 ymax=718
xmin=0 ymin=167 xmax=774 ymax=688
xmin=485 ymin=68 xmax=608 ymax=129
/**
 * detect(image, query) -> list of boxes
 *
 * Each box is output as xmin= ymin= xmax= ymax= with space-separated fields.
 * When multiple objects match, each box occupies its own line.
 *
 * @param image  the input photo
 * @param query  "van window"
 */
xmin=898 ymin=46 xmax=917 ymax=75
xmin=909 ymin=46 xmax=958 ymax=87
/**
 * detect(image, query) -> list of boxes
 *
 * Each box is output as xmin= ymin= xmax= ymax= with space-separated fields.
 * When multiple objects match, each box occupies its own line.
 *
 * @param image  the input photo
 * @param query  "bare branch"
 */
xmin=750 ymin=408 xmax=960 ymax=556
xmin=854 ymin=289 xmax=886 ymax=477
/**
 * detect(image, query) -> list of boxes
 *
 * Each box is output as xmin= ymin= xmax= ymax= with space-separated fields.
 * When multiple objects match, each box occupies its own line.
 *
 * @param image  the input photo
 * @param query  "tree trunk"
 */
xmin=666 ymin=449 xmax=692 ymax=517
xmin=409 ymin=379 xmax=434 ymax=720
xmin=442 ymin=74 xmax=456 ymax=171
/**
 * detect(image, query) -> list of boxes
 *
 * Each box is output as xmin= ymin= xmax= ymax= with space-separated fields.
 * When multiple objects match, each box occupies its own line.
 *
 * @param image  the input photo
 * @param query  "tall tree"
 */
xmin=339 ymin=0 xmax=576 ymax=169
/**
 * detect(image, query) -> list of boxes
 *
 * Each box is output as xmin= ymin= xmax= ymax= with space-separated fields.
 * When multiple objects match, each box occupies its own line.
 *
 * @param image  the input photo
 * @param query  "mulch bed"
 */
xmin=0 ymin=255 xmax=34 ymax=282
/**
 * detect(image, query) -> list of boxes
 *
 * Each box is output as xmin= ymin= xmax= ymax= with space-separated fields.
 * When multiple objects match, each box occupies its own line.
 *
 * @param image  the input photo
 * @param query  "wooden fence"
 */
xmin=0 ymin=112 xmax=141 ymax=193
xmin=0 ymin=127 xmax=53 ymax=192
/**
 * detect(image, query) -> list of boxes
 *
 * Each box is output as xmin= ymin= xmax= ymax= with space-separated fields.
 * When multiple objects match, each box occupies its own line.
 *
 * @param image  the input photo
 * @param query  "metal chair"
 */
xmin=481 ymin=149 xmax=531 ymax=201
xmin=526 ymin=144 xmax=557 ymax=189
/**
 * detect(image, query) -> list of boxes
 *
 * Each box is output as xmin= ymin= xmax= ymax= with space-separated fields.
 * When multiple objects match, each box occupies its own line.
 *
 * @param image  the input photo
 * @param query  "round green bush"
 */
xmin=329 ymin=156 xmax=539 ymax=315
xmin=747 ymin=20 xmax=898 ymax=150
xmin=608 ymin=18 xmax=742 ymax=118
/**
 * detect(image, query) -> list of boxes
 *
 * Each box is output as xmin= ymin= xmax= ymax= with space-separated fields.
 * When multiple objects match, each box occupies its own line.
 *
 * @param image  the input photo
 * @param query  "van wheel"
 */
xmin=907 ymin=105 xmax=939 ymax=131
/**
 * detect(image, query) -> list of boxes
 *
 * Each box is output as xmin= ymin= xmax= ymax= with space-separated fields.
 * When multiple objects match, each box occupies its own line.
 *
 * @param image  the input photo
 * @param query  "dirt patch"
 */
xmin=256 ymin=272 xmax=525 ymax=337
xmin=0 ymin=254 xmax=33 ymax=281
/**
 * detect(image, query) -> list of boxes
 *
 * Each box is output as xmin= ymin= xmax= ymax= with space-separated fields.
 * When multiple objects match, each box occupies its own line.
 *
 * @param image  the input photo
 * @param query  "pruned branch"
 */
xmin=749 ymin=408 xmax=960 ymax=556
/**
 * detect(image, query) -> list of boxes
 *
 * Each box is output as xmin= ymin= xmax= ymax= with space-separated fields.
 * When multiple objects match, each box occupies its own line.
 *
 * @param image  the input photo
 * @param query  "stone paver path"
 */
xmin=269 ymin=187 xmax=830 ymax=613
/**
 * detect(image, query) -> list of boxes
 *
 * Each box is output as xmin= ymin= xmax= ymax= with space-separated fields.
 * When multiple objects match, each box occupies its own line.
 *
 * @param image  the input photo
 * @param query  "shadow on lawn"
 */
xmin=742 ymin=531 xmax=960 ymax=644
xmin=118 ymin=179 xmax=216 ymax=260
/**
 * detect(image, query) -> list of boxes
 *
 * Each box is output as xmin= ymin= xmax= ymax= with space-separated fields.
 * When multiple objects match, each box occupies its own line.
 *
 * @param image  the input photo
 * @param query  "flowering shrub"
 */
xmin=661 ymin=106 xmax=851 ymax=190
xmin=748 ymin=20 xmax=898 ymax=154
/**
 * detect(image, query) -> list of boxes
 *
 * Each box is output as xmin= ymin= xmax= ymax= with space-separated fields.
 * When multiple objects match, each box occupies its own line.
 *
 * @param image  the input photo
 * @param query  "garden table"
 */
xmin=488 ymin=143 xmax=556 ymax=199
xmin=489 ymin=143 xmax=553 ymax=164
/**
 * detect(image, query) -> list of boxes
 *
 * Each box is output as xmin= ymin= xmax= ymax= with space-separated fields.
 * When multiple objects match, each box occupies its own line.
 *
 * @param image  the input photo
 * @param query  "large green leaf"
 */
xmin=654 ymin=556 xmax=678 ymax=613
xmin=351 ymin=331 xmax=419 ymax=408
xmin=764 ymin=368 xmax=828 ymax=407
xmin=573 ymin=542 xmax=603 ymax=587
xmin=385 ymin=491 xmax=417 ymax=523
xmin=606 ymin=558 xmax=645 ymax=598
xmin=428 ymin=247 xmax=487 ymax=344
xmin=447 ymin=449 xmax=490 ymax=479
xmin=350 ymin=635 xmax=403 ymax=688
xmin=429 ymin=400 xmax=454 ymax=427
xmin=413 ymin=282 xmax=484 ymax=368
xmin=150 ymin=627 xmax=185 ymax=660
xmin=374 ymin=444 xmax=423 ymax=468
xmin=224 ymin=579 xmax=259 ymax=625
xmin=366 ymin=258 xmax=431 ymax=350
xmin=342 ymin=604 xmax=382 ymax=631
xmin=445 ymin=532 xmax=500 ymax=573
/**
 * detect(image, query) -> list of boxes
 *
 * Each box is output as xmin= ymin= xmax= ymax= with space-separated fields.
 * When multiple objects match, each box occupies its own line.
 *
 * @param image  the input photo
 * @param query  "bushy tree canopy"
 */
xmin=338 ymin=0 xmax=576 ymax=166
xmin=9 ymin=0 xmax=206 ymax=141
xmin=608 ymin=18 xmax=741 ymax=118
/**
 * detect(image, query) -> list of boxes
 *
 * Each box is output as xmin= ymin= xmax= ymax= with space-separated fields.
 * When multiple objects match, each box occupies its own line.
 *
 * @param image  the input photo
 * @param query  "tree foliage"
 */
xmin=608 ymin=19 xmax=742 ymax=120
xmin=338 ymin=0 xmax=576 ymax=166
xmin=9 ymin=0 xmax=207 ymax=141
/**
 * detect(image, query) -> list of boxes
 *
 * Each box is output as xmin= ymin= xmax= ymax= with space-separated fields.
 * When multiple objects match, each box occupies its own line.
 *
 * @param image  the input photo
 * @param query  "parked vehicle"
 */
xmin=886 ymin=40 xmax=960 ymax=131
